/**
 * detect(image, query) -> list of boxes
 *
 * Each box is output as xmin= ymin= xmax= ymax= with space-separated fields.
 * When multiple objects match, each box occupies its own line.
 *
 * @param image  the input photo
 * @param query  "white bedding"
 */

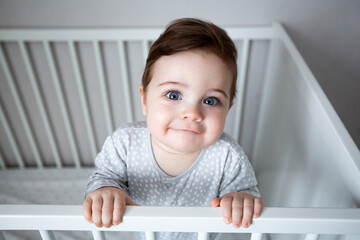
xmin=0 ymin=169 xmax=93 ymax=205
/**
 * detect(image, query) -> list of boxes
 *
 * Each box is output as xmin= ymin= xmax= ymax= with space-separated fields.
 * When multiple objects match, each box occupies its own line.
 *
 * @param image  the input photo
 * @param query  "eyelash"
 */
xmin=163 ymin=90 xmax=222 ymax=106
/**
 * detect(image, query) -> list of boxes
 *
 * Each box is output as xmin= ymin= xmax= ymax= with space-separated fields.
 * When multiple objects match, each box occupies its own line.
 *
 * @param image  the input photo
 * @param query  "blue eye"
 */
xmin=203 ymin=97 xmax=219 ymax=105
xmin=166 ymin=91 xmax=181 ymax=100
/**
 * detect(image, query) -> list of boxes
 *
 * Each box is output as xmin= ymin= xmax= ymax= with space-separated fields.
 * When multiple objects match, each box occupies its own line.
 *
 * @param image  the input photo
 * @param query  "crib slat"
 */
xmin=142 ymin=40 xmax=149 ymax=66
xmin=0 ymin=100 xmax=23 ymax=168
xmin=0 ymin=42 xmax=40 ymax=168
xmin=43 ymin=41 xmax=81 ymax=168
xmin=0 ymin=231 xmax=5 ymax=240
xmin=233 ymin=39 xmax=250 ymax=144
xmin=0 ymin=44 xmax=26 ymax=169
xmin=68 ymin=40 xmax=98 ymax=159
xmin=39 ymin=230 xmax=56 ymax=240
xmin=0 ymin=148 xmax=5 ymax=169
xmin=198 ymin=232 xmax=209 ymax=240
xmin=93 ymin=40 xmax=114 ymax=134
xmin=304 ymin=234 xmax=319 ymax=240
xmin=145 ymin=231 xmax=155 ymax=240
xmin=117 ymin=40 xmax=134 ymax=122
xmin=19 ymin=41 xmax=62 ymax=168
xmin=250 ymin=233 xmax=263 ymax=240
xmin=92 ymin=231 xmax=106 ymax=240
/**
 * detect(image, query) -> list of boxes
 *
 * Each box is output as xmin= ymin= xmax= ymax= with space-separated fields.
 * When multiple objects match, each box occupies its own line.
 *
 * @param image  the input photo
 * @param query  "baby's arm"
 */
xmin=83 ymin=187 xmax=138 ymax=228
xmin=213 ymin=137 xmax=263 ymax=228
xmin=84 ymin=133 xmax=137 ymax=227
xmin=211 ymin=192 xmax=263 ymax=228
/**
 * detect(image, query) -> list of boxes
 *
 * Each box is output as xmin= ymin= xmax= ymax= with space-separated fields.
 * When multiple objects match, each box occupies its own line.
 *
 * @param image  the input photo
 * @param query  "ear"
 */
xmin=139 ymin=85 xmax=147 ymax=116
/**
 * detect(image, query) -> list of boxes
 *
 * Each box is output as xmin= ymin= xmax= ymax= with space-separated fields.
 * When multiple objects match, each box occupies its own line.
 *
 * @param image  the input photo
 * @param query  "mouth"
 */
xmin=172 ymin=128 xmax=200 ymax=134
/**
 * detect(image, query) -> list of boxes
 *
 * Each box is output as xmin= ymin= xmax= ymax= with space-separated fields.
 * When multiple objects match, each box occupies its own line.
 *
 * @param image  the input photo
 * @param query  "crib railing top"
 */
xmin=0 ymin=26 xmax=273 ymax=41
xmin=0 ymin=205 xmax=359 ymax=235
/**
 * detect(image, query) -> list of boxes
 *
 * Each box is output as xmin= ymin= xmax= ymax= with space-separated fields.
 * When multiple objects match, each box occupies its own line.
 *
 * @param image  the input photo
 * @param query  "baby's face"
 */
xmin=140 ymin=49 xmax=233 ymax=155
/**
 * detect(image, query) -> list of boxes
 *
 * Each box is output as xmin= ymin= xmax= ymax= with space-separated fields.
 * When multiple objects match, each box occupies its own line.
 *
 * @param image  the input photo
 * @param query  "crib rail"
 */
xmin=0 ymin=205 xmax=359 ymax=240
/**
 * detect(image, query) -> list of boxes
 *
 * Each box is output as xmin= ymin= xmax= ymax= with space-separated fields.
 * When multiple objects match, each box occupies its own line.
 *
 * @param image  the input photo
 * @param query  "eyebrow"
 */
xmin=158 ymin=81 xmax=228 ymax=99
xmin=158 ymin=81 xmax=187 ymax=87
xmin=209 ymin=88 xmax=229 ymax=99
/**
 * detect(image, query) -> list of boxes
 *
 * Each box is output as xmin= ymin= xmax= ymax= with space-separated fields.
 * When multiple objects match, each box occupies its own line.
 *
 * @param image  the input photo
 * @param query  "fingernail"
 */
xmin=224 ymin=218 xmax=231 ymax=224
xmin=233 ymin=223 xmax=240 ymax=228
xmin=243 ymin=221 xmax=248 ymax=228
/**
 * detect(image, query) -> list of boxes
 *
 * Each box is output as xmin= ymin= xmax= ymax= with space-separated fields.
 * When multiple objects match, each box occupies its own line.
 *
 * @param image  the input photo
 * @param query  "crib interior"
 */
xmin=0 ymin=24 xmax=359 ymax=240
xmin=252 ymin=31 xmax=360 ymax=209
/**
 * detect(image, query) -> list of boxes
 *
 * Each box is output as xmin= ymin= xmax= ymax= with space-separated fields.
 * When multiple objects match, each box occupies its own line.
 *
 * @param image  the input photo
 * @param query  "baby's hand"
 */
xmin=211 ymin=192 xmax=263 ymax=228
xmin=83 ymin=187 xmax=138 ymax=228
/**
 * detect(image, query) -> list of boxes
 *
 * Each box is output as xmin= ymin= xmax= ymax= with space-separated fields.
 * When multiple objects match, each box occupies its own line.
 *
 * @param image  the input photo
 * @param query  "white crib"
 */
xmin=0 ymin=23 xmax=359 ymax=240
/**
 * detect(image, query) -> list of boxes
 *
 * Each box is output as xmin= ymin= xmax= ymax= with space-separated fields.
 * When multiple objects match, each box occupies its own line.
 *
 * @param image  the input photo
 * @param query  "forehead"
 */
xmin=150 ymin=50 xmax=233 ymax=90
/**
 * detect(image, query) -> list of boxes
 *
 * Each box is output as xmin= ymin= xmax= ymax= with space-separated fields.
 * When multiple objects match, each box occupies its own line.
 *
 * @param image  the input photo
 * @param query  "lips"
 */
xmin=171 ymin=127 xmax=201 ymax=134
xmin=179 ymin=129 xmax=199 ymax=133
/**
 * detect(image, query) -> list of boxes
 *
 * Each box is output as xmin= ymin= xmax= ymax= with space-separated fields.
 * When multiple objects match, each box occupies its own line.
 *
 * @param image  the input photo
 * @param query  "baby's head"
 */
xmin=140 ymin=18 xmax=238 ymax=154
xmin=142 ymin=18 xmax=238 ymax=104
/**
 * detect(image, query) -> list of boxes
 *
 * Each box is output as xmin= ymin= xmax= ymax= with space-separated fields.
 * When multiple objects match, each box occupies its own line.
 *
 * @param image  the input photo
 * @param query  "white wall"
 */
xmin=0 ymin=0 xmax=359 ymax=149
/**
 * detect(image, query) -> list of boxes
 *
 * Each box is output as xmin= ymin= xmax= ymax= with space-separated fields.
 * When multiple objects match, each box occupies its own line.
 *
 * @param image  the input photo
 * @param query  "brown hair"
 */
xmin=142 ymin=18 xmax=238 ymax=103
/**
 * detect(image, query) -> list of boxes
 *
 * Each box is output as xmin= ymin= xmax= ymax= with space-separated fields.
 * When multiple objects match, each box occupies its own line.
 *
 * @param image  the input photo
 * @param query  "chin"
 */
xmin=168 ymin=135 xmax=217 ymax=153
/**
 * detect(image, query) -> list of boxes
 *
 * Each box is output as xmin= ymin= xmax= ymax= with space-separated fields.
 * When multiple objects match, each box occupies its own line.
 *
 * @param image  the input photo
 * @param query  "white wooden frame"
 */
xmin=0 ymin=23 xmax=359 ymax=240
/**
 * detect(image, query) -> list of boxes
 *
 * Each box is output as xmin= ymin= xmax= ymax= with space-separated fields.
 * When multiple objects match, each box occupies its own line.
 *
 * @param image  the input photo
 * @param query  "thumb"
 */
xmin=125 ymin=196 xmax=140 ymax=206
xmin=211 ymin=197 xmax=221 ymax=207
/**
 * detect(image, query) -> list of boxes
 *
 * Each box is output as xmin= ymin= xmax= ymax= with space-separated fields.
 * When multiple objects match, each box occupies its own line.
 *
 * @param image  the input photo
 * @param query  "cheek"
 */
xmin=206 ymin=110 xmax=228 ymax=135
xmin=146 ymin=103 xmax=172 ymax=127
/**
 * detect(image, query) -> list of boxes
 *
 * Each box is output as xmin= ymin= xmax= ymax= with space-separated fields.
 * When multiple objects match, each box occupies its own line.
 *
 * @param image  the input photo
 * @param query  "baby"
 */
xmin=83 ymin=18 xmax=263 ymax=239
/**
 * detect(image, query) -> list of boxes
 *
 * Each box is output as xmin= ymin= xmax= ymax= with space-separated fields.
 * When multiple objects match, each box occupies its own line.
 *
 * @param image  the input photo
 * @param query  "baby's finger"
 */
xmin=102 ymin=196 xmax=114 ymax=228
xmin=113 ymin=195 xmax=126 ymax=225
xmin=92 ymin=197 xmax=103 ymax=227
xmin=253 ymin=197 xmax=263 ymax=218
xmin=125 ymin=196 xmax=140 ymax=206
xmin=83 ymin=197 xmax=93 ymax=223
xmin=220 ymin=195 xmax=233 ymax=224
xmin=210 ymin=198 xmax=221 ymax=207
xmin=231 ymin=197 xmax=243 ymax=228
xmin=242 ymin=197 xmax=254 ymax=228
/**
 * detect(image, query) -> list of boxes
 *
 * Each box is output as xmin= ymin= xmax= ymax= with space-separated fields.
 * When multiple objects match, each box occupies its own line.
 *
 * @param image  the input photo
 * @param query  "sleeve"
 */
xmin=218 ymin=147 xmax=260 ymax=198
xmin=85 ymin=132 xmax=129 ymax=198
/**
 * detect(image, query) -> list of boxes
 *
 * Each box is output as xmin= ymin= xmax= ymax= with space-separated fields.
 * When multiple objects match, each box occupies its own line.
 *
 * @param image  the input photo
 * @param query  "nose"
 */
xmin=181 ymin=104 xmax=203 ymax=122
